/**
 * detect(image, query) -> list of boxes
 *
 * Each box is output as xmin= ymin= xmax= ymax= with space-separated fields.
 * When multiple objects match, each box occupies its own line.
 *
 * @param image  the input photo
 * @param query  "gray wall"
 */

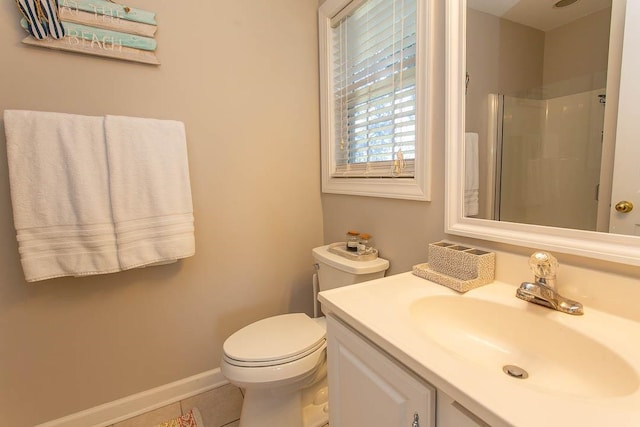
xmin=0 ymin=1 xmax=323 ymax=425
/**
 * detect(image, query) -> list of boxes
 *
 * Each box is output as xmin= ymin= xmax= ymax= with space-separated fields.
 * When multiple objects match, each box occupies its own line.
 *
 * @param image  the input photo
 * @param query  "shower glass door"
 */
xmin=496 ymin=89 xmax=606 ymax=231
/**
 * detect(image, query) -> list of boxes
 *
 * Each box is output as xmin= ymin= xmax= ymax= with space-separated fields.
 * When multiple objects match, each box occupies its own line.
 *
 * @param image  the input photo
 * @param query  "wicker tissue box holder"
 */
xmin=412 ymin=242 xmax=495 ymax=293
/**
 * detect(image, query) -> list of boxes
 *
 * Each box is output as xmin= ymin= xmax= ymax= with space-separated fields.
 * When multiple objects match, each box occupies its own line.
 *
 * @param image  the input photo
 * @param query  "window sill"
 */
xmin=322 ymin=176 xmax=430 ymax=201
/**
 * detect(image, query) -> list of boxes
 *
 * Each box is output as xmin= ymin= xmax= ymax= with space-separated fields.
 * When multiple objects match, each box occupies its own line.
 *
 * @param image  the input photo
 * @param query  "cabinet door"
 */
xmin=327 ymin=315 xmax=435 ymax=427
xmin=437 ymin=391 xmax=491 ymax=427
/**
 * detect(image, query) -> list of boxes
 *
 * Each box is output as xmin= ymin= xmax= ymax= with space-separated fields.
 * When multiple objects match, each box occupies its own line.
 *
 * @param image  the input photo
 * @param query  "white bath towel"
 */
xmin=104 ymin=115 xmax=195 ymax=270
xmin=464 ymin=132 xmax=479 ymax=217
xmin=4 ymin=110 xmax=119 ymax=281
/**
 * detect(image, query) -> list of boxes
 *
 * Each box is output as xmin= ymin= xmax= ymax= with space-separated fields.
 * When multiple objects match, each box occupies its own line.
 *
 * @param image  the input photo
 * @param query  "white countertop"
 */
xmin=318 ymin=272 xmax=640 ymax=427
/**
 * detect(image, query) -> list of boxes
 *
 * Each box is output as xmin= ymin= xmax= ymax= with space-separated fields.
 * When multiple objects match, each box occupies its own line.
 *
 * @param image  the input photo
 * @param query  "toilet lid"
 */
xmin=223 ymin=313 xmax=326 ymax=366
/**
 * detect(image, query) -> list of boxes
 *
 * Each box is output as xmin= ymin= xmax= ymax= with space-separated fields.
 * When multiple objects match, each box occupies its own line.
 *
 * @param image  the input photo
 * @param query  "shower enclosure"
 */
xmin=490 ymin=88 xmax=606 ymax=231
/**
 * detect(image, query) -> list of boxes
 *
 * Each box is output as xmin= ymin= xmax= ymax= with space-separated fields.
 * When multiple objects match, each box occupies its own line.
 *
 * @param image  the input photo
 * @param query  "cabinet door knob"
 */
xmin=412 ymin=413 xmax=419 ymax=427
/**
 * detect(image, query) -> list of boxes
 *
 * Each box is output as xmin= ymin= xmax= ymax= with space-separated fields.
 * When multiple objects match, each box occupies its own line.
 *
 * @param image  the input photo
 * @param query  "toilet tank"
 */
xmin=312 ymin=244 xmax=390 ymax=292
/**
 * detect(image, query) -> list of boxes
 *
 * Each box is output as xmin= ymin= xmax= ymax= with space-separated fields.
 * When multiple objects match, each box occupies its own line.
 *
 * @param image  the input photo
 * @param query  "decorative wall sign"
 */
xmin=16 ymin=0 xmax=159 ymax=65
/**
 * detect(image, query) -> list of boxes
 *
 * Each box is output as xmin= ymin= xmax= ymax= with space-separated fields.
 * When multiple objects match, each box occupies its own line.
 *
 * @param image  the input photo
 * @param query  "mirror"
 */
xmin=445 ymin=0 xmax=640 ymax=265
xmin=465 ymin=0 xmax=612 ymax=231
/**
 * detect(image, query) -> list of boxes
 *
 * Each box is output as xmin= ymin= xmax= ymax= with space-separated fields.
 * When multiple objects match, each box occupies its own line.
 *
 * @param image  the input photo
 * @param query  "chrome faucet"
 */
xmin=516 ymin=252 xmax=583 ymax=315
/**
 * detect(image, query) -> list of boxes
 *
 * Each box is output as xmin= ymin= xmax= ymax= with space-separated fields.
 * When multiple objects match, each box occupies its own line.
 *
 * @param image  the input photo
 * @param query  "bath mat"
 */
xmin=155 ymin=407 xmax=203 ymax=427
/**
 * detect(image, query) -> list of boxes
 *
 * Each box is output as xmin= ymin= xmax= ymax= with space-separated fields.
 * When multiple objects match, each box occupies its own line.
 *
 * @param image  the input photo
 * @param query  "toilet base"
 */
xmin=302 ymin=385 xmax=329 ymax=427
xmin=239 ymin=387 xmax=301 ymax=427
xmin=239 ymin=377 xmax=328 ymax=427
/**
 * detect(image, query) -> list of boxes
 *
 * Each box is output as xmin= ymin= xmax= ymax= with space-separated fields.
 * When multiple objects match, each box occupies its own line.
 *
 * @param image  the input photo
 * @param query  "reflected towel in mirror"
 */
xmin=464 ymin=132 xmax=479 ymax=216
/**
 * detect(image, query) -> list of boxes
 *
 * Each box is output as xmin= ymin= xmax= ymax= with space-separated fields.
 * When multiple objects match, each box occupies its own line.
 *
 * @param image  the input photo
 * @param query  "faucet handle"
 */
xmin=529 ymin=251 xmax=558 ymax=283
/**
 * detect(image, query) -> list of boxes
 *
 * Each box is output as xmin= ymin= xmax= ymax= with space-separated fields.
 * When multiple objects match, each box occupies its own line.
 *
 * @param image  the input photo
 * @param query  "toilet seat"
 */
xmin=223 ymin=313 xmax=326 ymax=367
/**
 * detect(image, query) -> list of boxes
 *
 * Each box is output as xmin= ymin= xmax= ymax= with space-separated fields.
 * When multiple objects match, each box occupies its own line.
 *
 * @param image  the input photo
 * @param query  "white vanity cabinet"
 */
xmin=326 ymin=315 xmax=436 ymax=427
xmin=327 ymin=314 xmax=493 ymax=427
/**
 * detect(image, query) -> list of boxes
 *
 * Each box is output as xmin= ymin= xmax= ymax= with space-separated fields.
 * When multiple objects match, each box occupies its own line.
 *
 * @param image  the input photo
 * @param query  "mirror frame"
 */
xmin=445 ymin=0 xmax=640 ymax=266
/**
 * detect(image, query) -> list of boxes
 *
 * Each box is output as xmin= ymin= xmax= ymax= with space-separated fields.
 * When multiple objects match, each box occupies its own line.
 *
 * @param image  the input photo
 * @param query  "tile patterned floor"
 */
xmin=109 ymin=383 xmax=243 ymax=427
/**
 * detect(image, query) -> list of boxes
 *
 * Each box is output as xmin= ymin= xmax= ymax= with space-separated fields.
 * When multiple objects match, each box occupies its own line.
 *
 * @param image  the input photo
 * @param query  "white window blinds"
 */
xmin=331 ymin=0 xmax=417 ymax=178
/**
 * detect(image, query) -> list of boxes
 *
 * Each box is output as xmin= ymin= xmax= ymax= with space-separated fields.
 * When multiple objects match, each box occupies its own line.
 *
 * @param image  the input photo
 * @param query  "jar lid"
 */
xmin=347 ymin=230 xmax=359 ymax=236
xmin=359 ymin=233 xmax=371 ymax=239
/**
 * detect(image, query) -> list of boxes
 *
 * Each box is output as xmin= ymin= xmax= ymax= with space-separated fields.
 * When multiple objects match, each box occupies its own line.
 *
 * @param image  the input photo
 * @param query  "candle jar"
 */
xmin=346 ymin=231 xmax=359 ymax=252
xmin=357 ymin=233 xmax=372 ymax=255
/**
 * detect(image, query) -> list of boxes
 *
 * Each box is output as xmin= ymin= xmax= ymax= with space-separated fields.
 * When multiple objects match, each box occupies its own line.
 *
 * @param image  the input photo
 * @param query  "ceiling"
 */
xmin=467 ymin=0 xmax=612 ymax=31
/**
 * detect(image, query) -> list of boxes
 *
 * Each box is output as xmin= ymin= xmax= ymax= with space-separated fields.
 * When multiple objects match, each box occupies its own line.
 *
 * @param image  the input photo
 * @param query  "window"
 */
xmin=319 ymin=0 xmax=432 ymax=200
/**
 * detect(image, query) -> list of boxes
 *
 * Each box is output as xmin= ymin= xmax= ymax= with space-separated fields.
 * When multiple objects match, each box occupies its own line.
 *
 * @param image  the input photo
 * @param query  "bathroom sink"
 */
xmin=320 ymin=272 xmax=640 ymax=426
xmin=410 ymin=295 xmax=638 ymax=398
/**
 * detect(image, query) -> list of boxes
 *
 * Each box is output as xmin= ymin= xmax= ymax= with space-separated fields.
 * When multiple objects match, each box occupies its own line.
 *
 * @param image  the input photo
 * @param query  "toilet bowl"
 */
xmin=221 ymin=314 xmax=329 ymax=427
xmin=220 ymin=244 xmax=389 ymax=427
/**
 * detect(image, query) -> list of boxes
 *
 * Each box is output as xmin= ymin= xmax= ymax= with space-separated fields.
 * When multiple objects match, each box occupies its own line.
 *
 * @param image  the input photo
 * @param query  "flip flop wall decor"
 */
xmin=14 ymin=0 xmax=160 ymax=65
xmin=15 ymin=0 xmax=50 ymax=40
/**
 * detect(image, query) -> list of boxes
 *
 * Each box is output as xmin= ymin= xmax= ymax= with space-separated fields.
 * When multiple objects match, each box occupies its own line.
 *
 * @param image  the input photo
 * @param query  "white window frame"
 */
xmin=318 ymin=0 xmax=433 ymax=201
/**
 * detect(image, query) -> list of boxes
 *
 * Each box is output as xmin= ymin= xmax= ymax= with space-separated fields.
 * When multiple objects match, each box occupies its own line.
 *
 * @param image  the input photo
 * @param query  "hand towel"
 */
xmin=4 ymin=110 xmax=119 ymax=282
xmin=464 ymin=132 xmax=480 ymax=217
xmin=104 ymin=115 xmax=195 ymax=270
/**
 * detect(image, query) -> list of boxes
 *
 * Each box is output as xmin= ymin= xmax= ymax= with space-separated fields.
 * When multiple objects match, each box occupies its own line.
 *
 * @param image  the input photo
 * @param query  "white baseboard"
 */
xmin=36 ymin=368 xmax=228 ymax=427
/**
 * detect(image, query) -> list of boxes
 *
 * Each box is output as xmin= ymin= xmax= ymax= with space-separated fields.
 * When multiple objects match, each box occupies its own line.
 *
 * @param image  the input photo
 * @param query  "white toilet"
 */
xmin=220 ymin=244 xmax=389 ymax=427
